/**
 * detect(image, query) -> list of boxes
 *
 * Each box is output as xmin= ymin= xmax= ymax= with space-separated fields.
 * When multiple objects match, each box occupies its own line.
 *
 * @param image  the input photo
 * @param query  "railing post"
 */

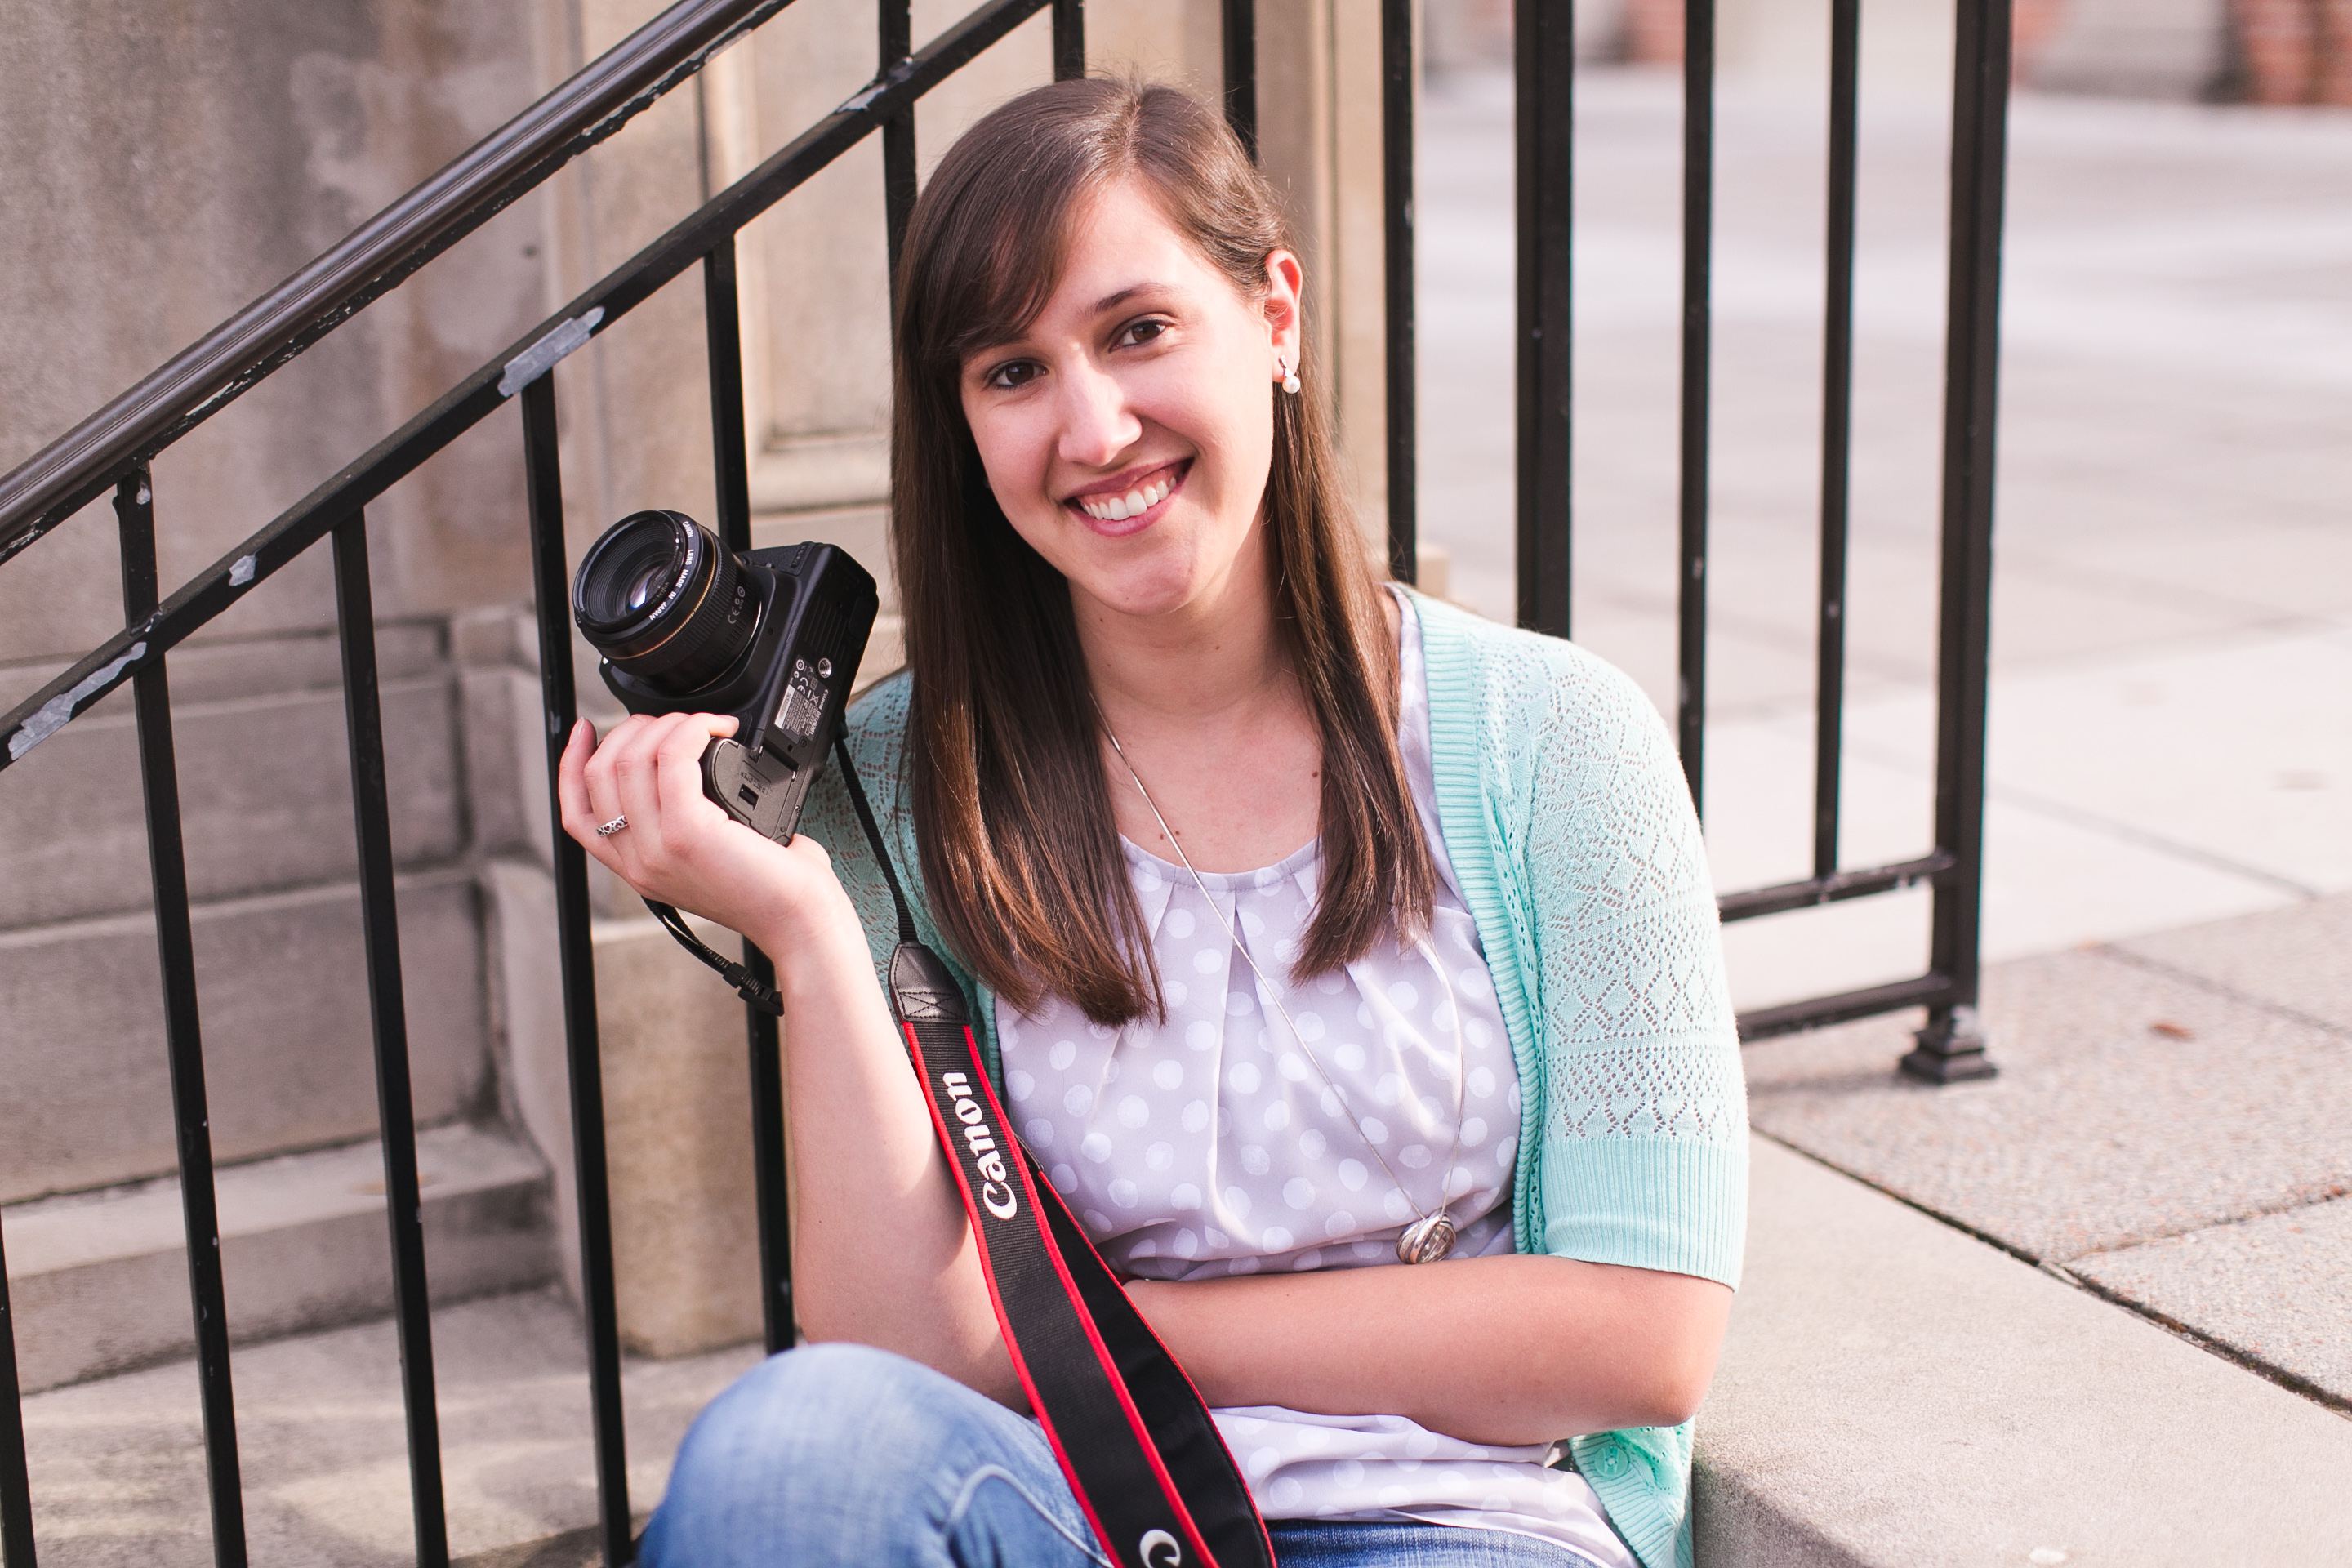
xmin=1382 ymin=0 xmax=1418 ymax=586
xmin=1051 ymin=0 xmax=1085 ymax=80
xmin=1223 ymin=0 xmax=1258 ymax=162
xmin=1515 ymin=0 xmax=1575 ymax=637
xmin=330 ymin=507 xmax=450 ymax=1566
xmin=1814 ymin=0 xmax=1862 ymax=884
xmin=705 ymin=241 xmax=795 ymax=1356
xmin=116 ymin=469 xmax=249 ymax=1567
xmin=1677 ymin=0 xmax=1716 ymax=814
xmin=0 ymin=1209 xmax=32 ymax=1568
xmin=519 ymin=375 xmax=635 ymax=1561
xmin=881 ymin=1 xmax=917 ymax=278
xmin=1904 ymin=0 xmax=2013 ymax=1085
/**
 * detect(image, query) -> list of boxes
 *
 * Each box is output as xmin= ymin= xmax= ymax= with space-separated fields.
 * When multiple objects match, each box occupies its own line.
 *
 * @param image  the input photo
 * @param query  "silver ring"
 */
xmin=595 ymin=815 xmax=628 ymax=837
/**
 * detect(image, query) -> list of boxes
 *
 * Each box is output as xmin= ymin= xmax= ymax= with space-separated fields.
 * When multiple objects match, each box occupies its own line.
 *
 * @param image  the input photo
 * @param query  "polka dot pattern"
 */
xmin=994 ymin=589 xmax=1627 ymax=1567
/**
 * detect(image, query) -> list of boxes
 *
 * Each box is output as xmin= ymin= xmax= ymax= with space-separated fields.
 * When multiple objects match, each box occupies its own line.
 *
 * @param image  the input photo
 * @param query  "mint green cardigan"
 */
xmin=800 ymin=587 xmax=1749 ymax=1568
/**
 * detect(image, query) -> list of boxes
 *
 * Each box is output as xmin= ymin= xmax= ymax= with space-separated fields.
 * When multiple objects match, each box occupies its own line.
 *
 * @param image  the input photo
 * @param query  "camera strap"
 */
xmin=640 ymin=898 xmax=785 ymax=1015
xmin=831 ymin=735 xmax=1275 ymax=1568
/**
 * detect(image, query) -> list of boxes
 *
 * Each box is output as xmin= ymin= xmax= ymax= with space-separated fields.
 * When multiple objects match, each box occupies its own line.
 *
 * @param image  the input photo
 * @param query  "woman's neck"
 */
xmin=1073 ymin=530 xmax=1297 ymax=741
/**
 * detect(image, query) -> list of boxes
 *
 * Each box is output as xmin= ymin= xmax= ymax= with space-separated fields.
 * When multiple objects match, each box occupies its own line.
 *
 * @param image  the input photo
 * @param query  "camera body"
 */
xmin=574 ymin=510 xmax=878 ymax=844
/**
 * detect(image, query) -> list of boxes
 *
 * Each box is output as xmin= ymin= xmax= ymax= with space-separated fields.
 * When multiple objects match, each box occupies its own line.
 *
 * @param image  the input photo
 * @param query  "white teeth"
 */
xmin=1080 ymin=468 xmax=1176 ymax=522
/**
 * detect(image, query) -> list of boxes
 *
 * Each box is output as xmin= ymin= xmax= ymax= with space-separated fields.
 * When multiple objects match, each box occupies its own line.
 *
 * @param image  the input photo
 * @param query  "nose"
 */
xmin=1054 ymin=356 xmax=1141 ymax=474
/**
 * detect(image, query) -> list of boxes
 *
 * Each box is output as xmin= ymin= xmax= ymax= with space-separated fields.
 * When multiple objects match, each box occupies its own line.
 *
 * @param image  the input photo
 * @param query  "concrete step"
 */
xmin=6 ymin=1122 xmax=552 ymax=1395
xmin=0 ymin=867 xmax=488 ymax=1203
xmin=9 ymin=1286 xmax=758 ymax=1566
xmin=0 ymin=662 xmax=462 ymax=933
xmin=1696 ymin=1134 xmax=2352 ymax=1565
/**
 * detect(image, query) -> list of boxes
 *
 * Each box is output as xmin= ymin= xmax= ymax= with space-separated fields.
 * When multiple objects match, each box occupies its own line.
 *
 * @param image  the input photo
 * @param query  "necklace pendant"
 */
xmin=1396 ymin=1211 xmax=1458 ymax=1265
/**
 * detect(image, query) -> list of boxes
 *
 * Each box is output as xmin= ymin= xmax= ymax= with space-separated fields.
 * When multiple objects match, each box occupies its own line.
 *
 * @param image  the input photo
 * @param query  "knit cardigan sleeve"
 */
xmin=1415 ymin=592 xmax=1748 ymax=1290
xmin=1515 ymin=639 xmax=1749 ymax=1290
xmin=1413 ymin=608 xmax=1747 ymax=1568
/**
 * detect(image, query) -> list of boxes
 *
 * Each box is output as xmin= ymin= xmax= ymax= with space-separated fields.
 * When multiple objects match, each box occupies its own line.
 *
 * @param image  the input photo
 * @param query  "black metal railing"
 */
xmin=0 ymin=1 xmax=2012 ymax=1563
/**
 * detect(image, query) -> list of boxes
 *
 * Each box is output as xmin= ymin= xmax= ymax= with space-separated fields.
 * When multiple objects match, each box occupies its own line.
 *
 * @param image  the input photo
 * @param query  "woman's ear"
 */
xmin=1262 ymin=247 xmax=1305 ymax=372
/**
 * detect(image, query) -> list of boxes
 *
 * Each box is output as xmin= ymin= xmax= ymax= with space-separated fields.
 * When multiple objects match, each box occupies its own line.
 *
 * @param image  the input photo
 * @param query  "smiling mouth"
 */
xmin=1066 ymin=459 xmax=1190 ymax=527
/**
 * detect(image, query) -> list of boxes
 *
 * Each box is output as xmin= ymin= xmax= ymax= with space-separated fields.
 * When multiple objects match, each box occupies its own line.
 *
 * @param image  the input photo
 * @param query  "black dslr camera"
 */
xmin=571 ymin=509 xmax=878 ymax=844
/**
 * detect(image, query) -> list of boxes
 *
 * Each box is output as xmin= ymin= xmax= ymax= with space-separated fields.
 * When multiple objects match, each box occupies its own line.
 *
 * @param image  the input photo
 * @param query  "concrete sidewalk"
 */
xmin=1699 ymin=1130 xmax=2352 ymax=1566
xmin=10 ymin=1288 xmax=755 ymax=1566
xmin=1742 ymin=890 xmax=2352 ymax=1414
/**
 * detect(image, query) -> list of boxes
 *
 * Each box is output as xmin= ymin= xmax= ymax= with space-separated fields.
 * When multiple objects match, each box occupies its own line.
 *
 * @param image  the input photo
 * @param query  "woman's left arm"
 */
xmin=1126 ymin=1254 xmax=1730 ymax=1444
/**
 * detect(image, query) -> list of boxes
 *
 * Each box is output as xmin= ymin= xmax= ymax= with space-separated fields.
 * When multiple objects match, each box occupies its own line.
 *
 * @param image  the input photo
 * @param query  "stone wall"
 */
xmin=0 ymin=0 xmax=548 ymax=1218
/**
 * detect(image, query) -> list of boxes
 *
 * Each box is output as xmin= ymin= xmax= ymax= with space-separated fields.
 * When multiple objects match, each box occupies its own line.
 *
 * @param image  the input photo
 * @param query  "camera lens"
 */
xmin=572 ymin=510 xmax=755 ymax=693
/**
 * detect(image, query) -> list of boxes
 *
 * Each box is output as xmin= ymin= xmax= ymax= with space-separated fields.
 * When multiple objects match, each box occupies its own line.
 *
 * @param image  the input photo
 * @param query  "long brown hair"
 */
xmin=890 ymin=71 xmax=1433 ymax=1026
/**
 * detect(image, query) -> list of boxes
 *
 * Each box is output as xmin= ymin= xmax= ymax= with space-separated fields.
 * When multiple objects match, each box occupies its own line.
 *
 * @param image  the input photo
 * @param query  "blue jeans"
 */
xmin=639 ymin=1343 xmax=1612 ymax=1567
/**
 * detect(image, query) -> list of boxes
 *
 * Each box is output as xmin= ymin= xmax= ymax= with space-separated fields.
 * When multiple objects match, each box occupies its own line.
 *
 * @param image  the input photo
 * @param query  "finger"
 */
xmin=556 ymin=719 xmax=622 ymax=868
xmin=656 ymin=713 xmax=740 ymax=840
xmin=610 ymin=712 xmax=687 ymax=858
xmin=555 ymin=717 xmax=599 ymax=840
xmin=581 ymin=714 xmax=648 ymax=848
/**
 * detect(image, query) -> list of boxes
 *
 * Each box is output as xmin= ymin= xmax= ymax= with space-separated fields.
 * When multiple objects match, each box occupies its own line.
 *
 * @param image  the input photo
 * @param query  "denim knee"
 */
xmin=647 ymin=1339 xmax=1010 ymax=1568
xmin=669 ymin=1341 xmax=950 ymax=1501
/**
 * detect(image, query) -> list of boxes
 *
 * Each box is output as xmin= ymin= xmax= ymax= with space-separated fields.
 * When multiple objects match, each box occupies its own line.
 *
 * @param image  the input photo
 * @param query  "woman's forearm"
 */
xmin=762 ymin=893 xmax=1027 ymax=1409
xmin=1126 ymin=1254 xmax=1725 ymax=1444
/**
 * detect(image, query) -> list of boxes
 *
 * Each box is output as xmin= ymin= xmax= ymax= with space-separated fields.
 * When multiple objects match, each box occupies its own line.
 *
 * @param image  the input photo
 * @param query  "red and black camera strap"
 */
xmin=834 ymin=737 xmax=1276 ymax=1568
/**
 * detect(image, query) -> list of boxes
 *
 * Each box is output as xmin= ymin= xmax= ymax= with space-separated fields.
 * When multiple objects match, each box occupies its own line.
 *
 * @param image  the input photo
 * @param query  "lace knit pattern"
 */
xmin=800 ymin=589 xmax=1749 ymax=1568
xmin=1434 ymin=599 xmax=1746 ymax=1191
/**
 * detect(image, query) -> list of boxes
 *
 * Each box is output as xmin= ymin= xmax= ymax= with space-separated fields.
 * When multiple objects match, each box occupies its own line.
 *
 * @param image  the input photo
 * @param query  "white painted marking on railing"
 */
xmin=498 ymin=306 xmax=606 ymax=398
xmin=8 ymin=642 xmax=147 ymax=761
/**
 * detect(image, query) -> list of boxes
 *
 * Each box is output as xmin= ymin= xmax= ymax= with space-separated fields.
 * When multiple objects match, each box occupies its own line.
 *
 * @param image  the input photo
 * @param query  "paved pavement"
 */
xmin=12 ymin=1288 xmax=755 ymax=1566
xmin=1417 ymin=64 xmax=2352 ymax=1431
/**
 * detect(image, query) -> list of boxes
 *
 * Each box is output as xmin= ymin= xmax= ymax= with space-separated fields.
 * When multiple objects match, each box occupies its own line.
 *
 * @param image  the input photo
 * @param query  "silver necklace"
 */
xmin=1103 ymin=728 xmax=1468 ymax=1264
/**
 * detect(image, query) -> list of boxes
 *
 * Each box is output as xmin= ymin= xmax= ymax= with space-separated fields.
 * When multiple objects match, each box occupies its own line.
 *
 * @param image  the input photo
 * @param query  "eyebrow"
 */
xmin=1087 ymin=282 xmax=1168 ymax=316
xmin=965 ymin=282 xmax=1177 ymax=367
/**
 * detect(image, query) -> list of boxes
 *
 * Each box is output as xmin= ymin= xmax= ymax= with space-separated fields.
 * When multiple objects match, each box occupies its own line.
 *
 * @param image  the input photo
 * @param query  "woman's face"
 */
xmin=957 ymin=176 xmax=1302 ymax=624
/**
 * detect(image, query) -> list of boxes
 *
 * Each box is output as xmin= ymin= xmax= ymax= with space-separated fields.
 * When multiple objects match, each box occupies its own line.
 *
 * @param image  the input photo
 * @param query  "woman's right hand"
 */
xmin=562 ymin=715 xmax=1030 ymax=1407
xmin=555 ymin=711 xmax=853 ymax=953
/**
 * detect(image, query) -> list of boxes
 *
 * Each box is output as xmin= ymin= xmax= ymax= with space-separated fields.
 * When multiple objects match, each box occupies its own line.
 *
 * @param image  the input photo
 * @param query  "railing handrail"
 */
xmin=0 ymin=0 xmax=788 ymax=568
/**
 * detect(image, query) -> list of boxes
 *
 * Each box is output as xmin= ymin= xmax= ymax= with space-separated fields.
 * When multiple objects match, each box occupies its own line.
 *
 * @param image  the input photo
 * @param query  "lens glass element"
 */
xmin=622 ymin=558 xmax=669 ymax=614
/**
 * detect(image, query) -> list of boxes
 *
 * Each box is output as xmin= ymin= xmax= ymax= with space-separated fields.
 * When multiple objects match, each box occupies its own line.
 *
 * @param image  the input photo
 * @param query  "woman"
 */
xmin=558 ymin=73 xmax=1746 ymax=1568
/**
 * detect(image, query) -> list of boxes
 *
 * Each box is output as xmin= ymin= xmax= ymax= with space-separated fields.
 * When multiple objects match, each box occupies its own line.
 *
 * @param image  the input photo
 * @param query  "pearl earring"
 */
xmin=1277 ymin=354 xmax=1301 ymax=395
